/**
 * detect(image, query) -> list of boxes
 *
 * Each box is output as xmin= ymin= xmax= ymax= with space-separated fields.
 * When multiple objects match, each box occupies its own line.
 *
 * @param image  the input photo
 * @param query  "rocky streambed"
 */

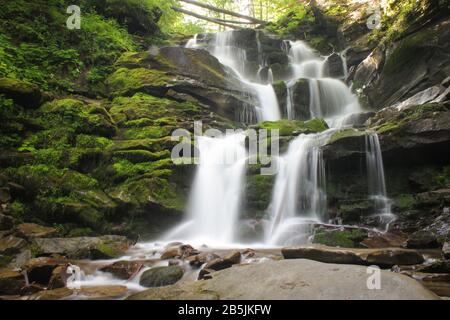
xmin=1 ymin=231 xmax=449 ymax=300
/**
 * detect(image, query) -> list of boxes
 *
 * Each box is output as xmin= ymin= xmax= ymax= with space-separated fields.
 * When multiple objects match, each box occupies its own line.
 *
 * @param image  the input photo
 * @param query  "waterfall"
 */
xmin=365 ymin=132 xmax=395 ymax=231
xmin=267 ymin=131 xmax=332 ymax=246
xmin=185 ymin=34 xmax=198 ymax=48
xmin=209 ymin=31 xmax=281 ymax=122
xmin=165 ymin=133 xmax=248 ymax=246
xmin=283 ymin=40 xmax=361 ymax=125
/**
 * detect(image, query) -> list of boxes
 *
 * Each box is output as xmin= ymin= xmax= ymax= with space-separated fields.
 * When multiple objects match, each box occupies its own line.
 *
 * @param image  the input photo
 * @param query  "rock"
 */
xmin=443 ymin=242 xmax=450 ymax=260
xmin=186 ymin=252 xmax=220 ymax=268
xmin=290 ymin=79 xmax=311 ymax=120
xmin=402 ymin=272 xmax=450 ymax=297
xmin=0 ymin=214 xmax=14 ymax=231
xmin=324 ymin=53 xmax=345 ymax=78
xmin=0 ymin=77 xmax=42 ymax=108
xmin=17 ymin=223 xmax=56 ymax=239
xmin=100 ymin=261 xmax=143 ymax=280
xmin=139 ymin=266 xmax=184 ymax=288
xmin=48 ymin=265 xmax=69 ymax=289
xmin=128 ymin=259 xmax=438 ymax=300
xmin=223 ymin=251 xmax=241 ymax=265
xmin=407 ymin=230 xmax=441 ymax=249
xmin=282 ymin=245 xmax=424 ymax=267
xmin=33 ymin=236 xmax=131 ymax=260
xmin=8 ymin=250 xmax=32 ymax=269
xmin=0 ymin=235 xmax=27 ymax=255
xmin=160 ymin=244 xmax=198 ymax=260
xmin=20 ymin=283 xmax=46 ymax=296
xmin=76 ymin=285 xmax=128 ymax=299
xmin=27 ymin=287 xmax=74 ymax=300
xmin=282 ymin=246 xmax=364 ymax=265
xmin=0 ymin=188 xmax=11 ymax=204
xmin=198 ymin=268 xmax=214 ymax=280
xmin=361 ymin=232 xmax=408 ymax=248
xmin=415 ymin=260 xmax=450 ymax=274
xmin=0 ymin=269 xmax=26 ymax=295
xmin=204 ymin=258 xmax=234 ymax=271
xmin=24 ymin=257 xmax=65 ymax=286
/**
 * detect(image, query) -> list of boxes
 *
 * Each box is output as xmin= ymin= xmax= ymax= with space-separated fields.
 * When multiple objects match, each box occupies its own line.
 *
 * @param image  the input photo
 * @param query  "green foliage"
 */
xmin=255 ymin=118 xmax=329 ymax=136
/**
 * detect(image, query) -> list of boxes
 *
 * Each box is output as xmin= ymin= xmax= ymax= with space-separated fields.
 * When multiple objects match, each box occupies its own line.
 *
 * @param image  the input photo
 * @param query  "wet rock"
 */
xmin=17 ymin=223 xmax=56 ymax=239
xmin=407 ymin=230 xmax=441 ymax=249
xmin=223 ymin=251 xmax=241 ymax=265
xmin=48 ymin=265 xmax=69 ymax=289
xmin=0 ymin=269 xmax=26 ymax=295
xmin=27 ymin=287 xmax=74 ymax=300
xmin=33 ymin=236 xmax=131 ymax=260
xmin=20 ymin=283 xmax=45 ymax=296
xmin=443 ymin=242 xmax=450 ymax=260
xmin=0 ymin=188 xmax=11 ymax=204
xmin=128 ymin=259 xmax=438 ymax=300
xmin=402 ymin=272 xmax=450 ymax=297
xmin=186 ymin=252 xmax=220 ymax=268
xmin=204 ymin=258 xmax=234 ymax=271
xmin=415 ymin=260 xmax=450 ymax=274
xmin=324 ymin=53 xmax=345 ymax=78
xmin=361 ymin=231 xmax=408 ymax=248
xmin=160 ymin=244 xmax=198 ymax=260
xmin=100 ymin=261 xmax=143 ymax=280
xmin=198 ymin=268 xmax=214 ymax=280
xmin=282 ymin=245 xmax=424 ymax=267
xmin=8 ymin=250 xmax=32 ymax=269
xmin=139 ymin=266 xmax=184 ymax=288
xmin=0 ymin=235 xmax=27 ymax=255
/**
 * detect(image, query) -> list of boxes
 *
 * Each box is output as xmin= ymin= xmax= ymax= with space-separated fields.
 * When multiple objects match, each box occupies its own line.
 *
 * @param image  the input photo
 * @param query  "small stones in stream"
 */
xmin=100 ymin=260 xmax=143 ymax=280
xmin=139 ymin=266 xmax=184 ymax=288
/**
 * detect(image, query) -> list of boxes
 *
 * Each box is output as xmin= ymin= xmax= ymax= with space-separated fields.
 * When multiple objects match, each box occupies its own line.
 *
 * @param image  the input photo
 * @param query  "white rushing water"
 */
xmin=365 ymin=132 xmax=395 ymax=231
xmin=209 ymin=31 xmax=281 ymax=122
xmin=165 ymin=133 xmax=248 ymax=246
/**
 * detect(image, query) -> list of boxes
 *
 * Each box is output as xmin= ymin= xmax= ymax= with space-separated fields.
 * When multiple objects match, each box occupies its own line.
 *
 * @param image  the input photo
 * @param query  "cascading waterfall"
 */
xmin=267 ymin=131 xmax=330 ymax=245
xmin=171 ymin=31 xmax=393 ymax=247
xmin=365 ymin=132 xmax=395 ymax=231
xmin=165 ymin=133 xmax=248 ymax=246
xmin=209 ymin=31 xmax=281 ymax=122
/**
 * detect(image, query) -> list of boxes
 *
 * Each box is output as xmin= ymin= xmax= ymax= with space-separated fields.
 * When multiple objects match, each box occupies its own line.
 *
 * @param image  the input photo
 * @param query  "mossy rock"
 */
xmin=139 ymin=266 xmax=184 ymax=288
xmin=0 ymin=77 xmax=42 ymax=108
xmin=40 ymin=98 xmax=117 ymax=137
xmin=107 ymin=67 xmax=171 ymax=97
xmin=254 ymin=118 xmax=328 ymax=137
xmin=313 ymin=228 xmax=369 ymax=248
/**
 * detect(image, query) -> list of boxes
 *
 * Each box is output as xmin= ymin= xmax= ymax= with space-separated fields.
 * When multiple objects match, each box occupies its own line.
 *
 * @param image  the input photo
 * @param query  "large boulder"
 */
xmin=0 ymin=77 xmax=42 ymax=108
xmin=282 ymin=245 xmax=424 ymax=267
xmin=128 ymin=259 xmax=438 ymax=300
xmin=33 ymin=236 xmax=131 ymax=260
xmin=139 ymin=266 xmax=184 ymax=288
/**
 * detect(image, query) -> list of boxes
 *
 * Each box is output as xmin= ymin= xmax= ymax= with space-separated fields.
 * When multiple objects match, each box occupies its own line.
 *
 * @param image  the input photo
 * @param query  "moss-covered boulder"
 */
xmin=33 ymin=235 xmax=131 ymax=260
xmin=0 ymin=77 xmax=42 ymax=108
xmin=254 ymin=118 xmax=329 ymax=137
xmin=139 ymin=266 xmax=184 ymax=288
xmin=107 ymin=67 xmax=171 ymax=98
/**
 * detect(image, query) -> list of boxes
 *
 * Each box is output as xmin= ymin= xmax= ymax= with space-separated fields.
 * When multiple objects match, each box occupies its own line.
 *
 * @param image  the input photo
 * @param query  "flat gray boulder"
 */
xmin=127 ymin=259 xmax=438 ymax=300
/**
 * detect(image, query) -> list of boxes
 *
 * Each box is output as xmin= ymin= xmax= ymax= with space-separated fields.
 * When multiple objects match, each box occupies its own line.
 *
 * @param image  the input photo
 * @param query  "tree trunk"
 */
xmin=172 ymin=7 xmax=242 ymax=29
xmin=178 ymin=0 xmax=266 ymax=24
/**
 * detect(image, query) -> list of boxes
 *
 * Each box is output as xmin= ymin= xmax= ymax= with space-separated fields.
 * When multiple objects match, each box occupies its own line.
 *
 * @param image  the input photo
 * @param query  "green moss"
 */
xmin=383 ymin=28 xmax=435 ymax=76
xmin=8 ymin=201 xmax=26 ymax=219
xmin=121 ymin=126 xmax=171 ymax=140
xmin=313 ymin=228 xmax=368 ymax=248
xmin=107 ymin=67 xmax=170 ymax=97
xmin=255 ymin=118 xmax=328 ymax=137
xmin=329 ymin=128 xmax=366 ymax=144
xmin=374 ymin=103 xmax=448 ymax=134
xmin=394 ymin=194 xmax=416 ymax=210
xmin=113 ymin=150 xmax=170 ymax=163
